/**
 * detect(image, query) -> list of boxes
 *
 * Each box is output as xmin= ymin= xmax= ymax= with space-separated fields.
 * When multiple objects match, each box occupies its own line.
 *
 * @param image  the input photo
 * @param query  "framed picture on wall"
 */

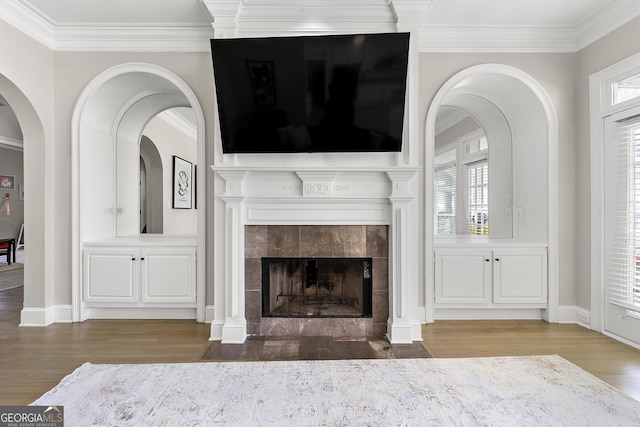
xmin=172 ymin=156 xmax=192 ymax=209
xmin=0 ymin=175 xmax=15 ymax=190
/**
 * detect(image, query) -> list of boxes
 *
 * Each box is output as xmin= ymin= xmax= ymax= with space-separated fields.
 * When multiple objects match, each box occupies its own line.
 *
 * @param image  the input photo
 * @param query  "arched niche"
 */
xmin=435 ymin=94 xmax=512 ymax=238
xmin=425 ymin=63 xmax=559 ymax=323
xmin=0 ymin=73 xmax=46 ymax=324
xmin=71 ymin=63 xmax=206 ymax=322
xmin=140 ymin=135 xmax=163 ymax=234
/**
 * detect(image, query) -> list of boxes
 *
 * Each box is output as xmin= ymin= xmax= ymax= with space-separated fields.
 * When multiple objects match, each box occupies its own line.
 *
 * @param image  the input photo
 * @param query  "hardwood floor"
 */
xmin=2 ymin=285 xmax=640 ymax=405
xmin=422 ymin=319 xmax=640 ymax=402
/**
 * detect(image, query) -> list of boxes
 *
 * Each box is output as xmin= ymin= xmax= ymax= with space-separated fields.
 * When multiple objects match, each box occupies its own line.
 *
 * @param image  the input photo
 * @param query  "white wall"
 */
xmin=143 ymin=112 xmax=197 ymax=235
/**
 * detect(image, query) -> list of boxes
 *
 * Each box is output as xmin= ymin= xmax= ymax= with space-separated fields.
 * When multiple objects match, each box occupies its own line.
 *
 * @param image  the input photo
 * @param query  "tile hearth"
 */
xmin=201 ymin=335 xmax=431 ymax=361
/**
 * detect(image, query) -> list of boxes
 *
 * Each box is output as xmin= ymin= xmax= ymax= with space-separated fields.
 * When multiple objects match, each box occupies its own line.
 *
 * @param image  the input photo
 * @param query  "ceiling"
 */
xmin=1 ymin=0 xmax=639 ymax=52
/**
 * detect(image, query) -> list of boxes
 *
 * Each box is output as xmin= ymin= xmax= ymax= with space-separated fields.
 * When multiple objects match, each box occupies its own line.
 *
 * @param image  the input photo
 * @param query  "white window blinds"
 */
xmin=466 ymin=161 xmax=489 ymax=235
xmin=608 ymin=115 xmax=640 ymax=310
xmin=435 ymin=164 xmax=456 ymax=235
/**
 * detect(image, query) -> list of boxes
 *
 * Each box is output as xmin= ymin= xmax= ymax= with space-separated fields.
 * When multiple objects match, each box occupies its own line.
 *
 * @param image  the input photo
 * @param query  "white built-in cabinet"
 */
xmin=83 ymin=237 xmax=197 ymax=316
xmin=434 ymin=243 xmax=547 ymax=309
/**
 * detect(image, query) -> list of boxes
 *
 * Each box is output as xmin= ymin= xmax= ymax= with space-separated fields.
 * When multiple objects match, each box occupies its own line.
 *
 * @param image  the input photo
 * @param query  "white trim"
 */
xmin=0 ymin=0 xmax=54 ymax=49
xmin=85 ymin=307 xmax=197 ymax=320
xmin=434 ymin=308 xmax=544 ymax=320
xmin=556 ymin=305 xmax=592 ymax=328
xmin=205 ymin=305 xmax=215 ymax=323
xmin=19 ymin=305 xmax=73 ymax=326
xmin=0 ymin=136 xmax=23 ymax=151
xmin=53 ymin=26 xmax=214 ymax=52
xmin=157 ymin=109 xmax=197 ymax=140
xmin=590 ymin=52 xmax=640 ymax=335
xmin=425 ymin=63 xmax=560 ymax=324
xmin=576 ymin=0 xmax=640 ymax=51
xmin=2 ymin=0 xmax=639 ymax=53
xmin=71 ymin=62 xmax=207 ymax=324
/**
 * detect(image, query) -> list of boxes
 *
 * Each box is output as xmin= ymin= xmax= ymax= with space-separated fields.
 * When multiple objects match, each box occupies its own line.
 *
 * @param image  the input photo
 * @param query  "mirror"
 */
xmin=434 ymin=99 xmax=513 ymax=239
xmin=117 ymin=107 xmax=197 ymax=237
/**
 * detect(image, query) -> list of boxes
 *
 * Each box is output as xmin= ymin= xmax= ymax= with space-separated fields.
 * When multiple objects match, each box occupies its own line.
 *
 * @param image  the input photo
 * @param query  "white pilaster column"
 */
xmin=216 ymin=171 xmax=248 ymax=343
xmin=387 ymin=171 xmax=419 ymax=343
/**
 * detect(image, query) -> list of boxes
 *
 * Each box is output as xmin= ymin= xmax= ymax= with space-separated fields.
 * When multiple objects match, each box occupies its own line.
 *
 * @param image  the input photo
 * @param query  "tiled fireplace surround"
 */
xmin=245 ymin=225 xmax=389 ymax=338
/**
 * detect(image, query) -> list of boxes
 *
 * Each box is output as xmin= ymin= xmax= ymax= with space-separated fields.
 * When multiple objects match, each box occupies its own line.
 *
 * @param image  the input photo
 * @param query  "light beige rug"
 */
xmin=32 ymin=355 xmax=640 ymax=426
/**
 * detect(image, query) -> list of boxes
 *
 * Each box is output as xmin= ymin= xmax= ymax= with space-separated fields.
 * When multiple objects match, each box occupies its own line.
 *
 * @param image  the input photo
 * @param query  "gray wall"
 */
xmin=2 ymin=12 xmax=640 ymax=317
xmin=576 ymin=15 xmax=640 ymax=310
xmin=0 ymin=147 xmax=24 ymax=240
xmin=418 ymin=52 xmax=578 ymax=307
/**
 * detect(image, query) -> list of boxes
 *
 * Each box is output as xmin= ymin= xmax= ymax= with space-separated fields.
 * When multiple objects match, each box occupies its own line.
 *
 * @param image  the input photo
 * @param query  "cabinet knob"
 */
xmin=485 ymin=259 xmax=490 ymax=262
xmin=495 ymin=258 xmax=500 ymax=262
xmin=131 ymin=257 xmax=136 ymax=261
xmin=141 ymin=257 xmax=145 ymax=261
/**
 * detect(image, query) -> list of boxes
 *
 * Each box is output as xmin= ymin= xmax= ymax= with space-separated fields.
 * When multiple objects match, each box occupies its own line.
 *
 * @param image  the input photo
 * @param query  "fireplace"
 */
xmin=245 ymin=225 xmax=388 ymax=338
xmin=262 ymin=257 xmax=373 ymax=318
xmin=212 ymin=169 xmax=421 ymax=344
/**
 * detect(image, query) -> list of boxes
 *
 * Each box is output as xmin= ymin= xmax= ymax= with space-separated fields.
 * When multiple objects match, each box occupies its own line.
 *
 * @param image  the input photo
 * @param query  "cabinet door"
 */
xmin=84 ymin=249 xmax=139 ymax=303
xmin=435 ymin=249 xmax=492 ymax=304
xmin=141 ymin=248 xmax=196 ymax=304
xmin=493 ymin=248 xmax=547 ymax=304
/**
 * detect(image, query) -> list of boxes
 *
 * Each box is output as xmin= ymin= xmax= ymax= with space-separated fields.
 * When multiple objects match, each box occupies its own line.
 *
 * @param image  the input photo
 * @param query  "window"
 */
xmin=613 ymin=73 xmax=640 ymax=105
xmin=434 ymin=130 xmax=489 ymax=236
xmin=467 ymin=160 xmax=489 ymax=235
xmin=608 ymin=116 xmax=640 ymax=311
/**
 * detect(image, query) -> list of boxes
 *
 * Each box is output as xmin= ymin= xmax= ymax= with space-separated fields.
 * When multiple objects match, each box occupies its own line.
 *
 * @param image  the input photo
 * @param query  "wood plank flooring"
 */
xmin=2 ymin=286 xmax=640 ymax=405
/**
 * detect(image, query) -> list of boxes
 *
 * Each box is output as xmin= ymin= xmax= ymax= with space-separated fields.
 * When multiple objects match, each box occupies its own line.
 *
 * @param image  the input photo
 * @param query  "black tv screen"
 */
xmin=210 ymin=32 xmax=410 ymax=154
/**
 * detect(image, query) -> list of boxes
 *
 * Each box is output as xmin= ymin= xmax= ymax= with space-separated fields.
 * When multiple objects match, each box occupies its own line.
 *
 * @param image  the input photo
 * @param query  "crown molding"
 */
xmin=1 ymin=0 xmax=639 ymax=53
xmin=0 ymin=0 xmax=54 ymax=49
xmin=0 ymin=136 xmax=24 ymax=152
xmin=435 ymin=108 xmax=468 ymax=136
xmin=418 ymin=25 xmax=578 ymax=53
xmin=576 ymin=0 xmax=640 ymax=51
xmin=52 ymin=25 xmax=214 ymax=52
xmin=157 ymin=110 xmax=197 ymax=140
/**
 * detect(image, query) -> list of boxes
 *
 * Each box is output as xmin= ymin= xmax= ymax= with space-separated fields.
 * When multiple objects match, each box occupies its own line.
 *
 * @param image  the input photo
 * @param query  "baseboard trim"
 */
xmin=434 ymin=308 xmax=544 ymax=320
xmin=19 ymin=305 xmax=73 ymax=326
xmin=557 ymin=305 xmax=592 ymax=328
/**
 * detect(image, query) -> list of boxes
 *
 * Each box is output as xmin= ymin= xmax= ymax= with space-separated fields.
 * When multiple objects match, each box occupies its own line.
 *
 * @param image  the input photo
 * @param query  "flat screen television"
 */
xmin=210 ymin=32 xmax=410 ymax=154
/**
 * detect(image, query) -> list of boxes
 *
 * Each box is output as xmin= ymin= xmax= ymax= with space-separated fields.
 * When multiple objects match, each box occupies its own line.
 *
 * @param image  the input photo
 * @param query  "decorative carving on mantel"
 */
xmin=296 ymin=171 xmax=338 ymax=198
xmin=304 ymin=183 xmax=330 ymax=196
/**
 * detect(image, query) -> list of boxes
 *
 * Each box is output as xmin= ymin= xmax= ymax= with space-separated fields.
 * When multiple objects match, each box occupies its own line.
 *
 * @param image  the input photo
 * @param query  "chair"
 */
xmin=0 ymin=238 xmax=14 ymax=264
xmin=16 ymin=224 xmax=24 ymax=250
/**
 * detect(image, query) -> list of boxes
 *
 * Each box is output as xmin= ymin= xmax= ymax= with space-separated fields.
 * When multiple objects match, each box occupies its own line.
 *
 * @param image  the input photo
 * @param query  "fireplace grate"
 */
xmin=262 ymin=258 xmax=372 ymax=318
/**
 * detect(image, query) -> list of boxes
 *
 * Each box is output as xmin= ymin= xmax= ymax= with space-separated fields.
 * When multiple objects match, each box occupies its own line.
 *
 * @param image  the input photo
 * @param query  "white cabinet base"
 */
xmin=83 ymin=237 xmax=197 ymax=319
xmin=434 ymin=243 xmax=548 ymax=317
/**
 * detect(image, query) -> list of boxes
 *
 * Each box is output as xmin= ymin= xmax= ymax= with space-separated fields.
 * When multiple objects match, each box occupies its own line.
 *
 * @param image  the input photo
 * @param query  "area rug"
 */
xmin=32 ymin=355 xmax=640 ymax=426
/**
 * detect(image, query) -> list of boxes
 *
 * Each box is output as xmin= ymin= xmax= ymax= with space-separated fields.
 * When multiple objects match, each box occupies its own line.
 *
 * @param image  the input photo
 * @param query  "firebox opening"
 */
xmin=262 ymin=257 xmax=373 ymax=318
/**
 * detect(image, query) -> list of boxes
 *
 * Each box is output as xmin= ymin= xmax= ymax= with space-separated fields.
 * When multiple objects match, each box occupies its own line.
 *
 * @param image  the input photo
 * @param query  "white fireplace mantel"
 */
xmin=210 ymin=167 xmax=424 ymax=343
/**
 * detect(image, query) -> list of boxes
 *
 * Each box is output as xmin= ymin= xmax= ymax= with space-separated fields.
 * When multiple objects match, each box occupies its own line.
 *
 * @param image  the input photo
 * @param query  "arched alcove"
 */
xmin=425 ymin=63 xmax=559 ymax=323
xmin=71 ymin=63 xmax=206 ymax=322
xmin=140 ymin=135 xmax=163 ymax=234
xmin=0 ymin=73 xmax=46 ymax=325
